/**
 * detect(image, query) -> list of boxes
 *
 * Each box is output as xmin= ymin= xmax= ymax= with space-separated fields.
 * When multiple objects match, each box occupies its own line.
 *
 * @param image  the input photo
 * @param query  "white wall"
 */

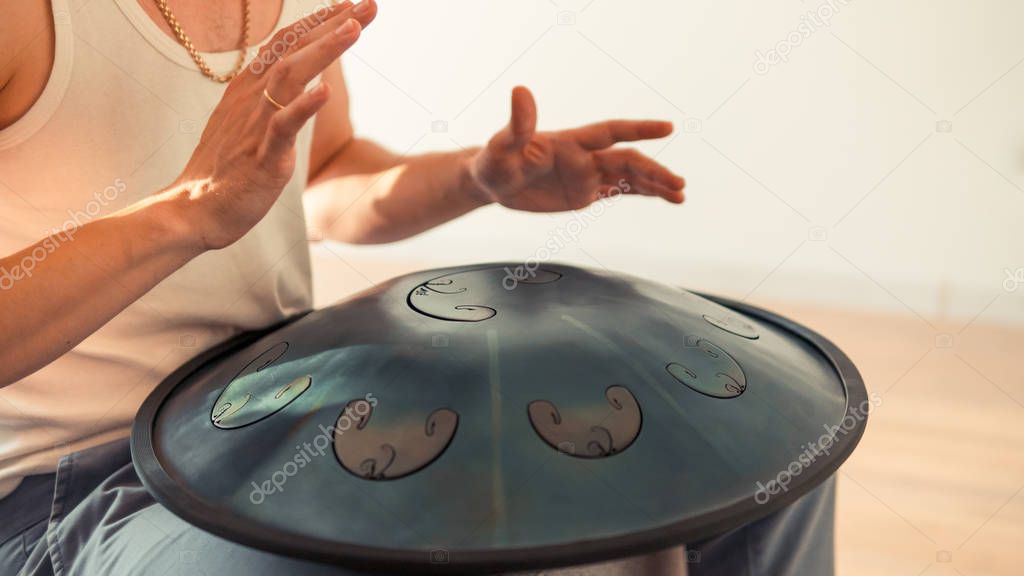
xmin=311 ymin=0 xmax=1024 ymax=326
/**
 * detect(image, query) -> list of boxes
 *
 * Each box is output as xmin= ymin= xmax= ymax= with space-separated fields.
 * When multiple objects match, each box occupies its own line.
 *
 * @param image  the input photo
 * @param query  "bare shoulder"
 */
xmin=0 ymin=0 xmax=56 ymax=129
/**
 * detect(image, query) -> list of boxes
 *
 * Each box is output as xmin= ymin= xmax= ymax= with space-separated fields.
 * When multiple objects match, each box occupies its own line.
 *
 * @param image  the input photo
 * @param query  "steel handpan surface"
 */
xmin=132 ymin=263 xmax=867 ymax=574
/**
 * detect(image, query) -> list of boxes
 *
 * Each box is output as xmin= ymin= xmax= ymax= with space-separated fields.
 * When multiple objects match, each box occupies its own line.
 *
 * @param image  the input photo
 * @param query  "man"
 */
xmin=0 ymin=1 xmax=835 ymax=574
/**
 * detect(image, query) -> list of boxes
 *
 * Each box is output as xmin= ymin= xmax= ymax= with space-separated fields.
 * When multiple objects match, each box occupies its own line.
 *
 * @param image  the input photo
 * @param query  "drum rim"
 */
xmin=132 ymin=289 xmax=867 ymax=575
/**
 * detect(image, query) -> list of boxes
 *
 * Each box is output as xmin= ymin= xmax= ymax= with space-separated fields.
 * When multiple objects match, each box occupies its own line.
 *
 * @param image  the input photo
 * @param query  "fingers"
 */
xmin=259 ymin=82 xmax=333 ymax=164
xmin=263 ymin=18 xmax=362 ymax=108
xmin=250 ymin=0 xmax=377 ymax=74
xmin=597 ymin=147 xmax=686 ymax=203
xmin=492 ymin=86 xmax=538 ymax=150
xmin=571 ymin=120 xmax=674 ymax=151
xmin=288 ymin=0 xmax=376 ymax=55
xmin=596 ymin=148 xmax=686 ymax=190
xmin=601 ymin=175 xmax=685 ymax=204
xmin=510 ymin=86 xmax=538 ymax=148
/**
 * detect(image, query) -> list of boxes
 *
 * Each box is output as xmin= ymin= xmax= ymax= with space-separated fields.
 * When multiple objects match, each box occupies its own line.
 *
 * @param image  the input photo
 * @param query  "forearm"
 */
xmin=304 ymin=139 xmax=490 ymax=244
xmin=0 ymin=188 xmax=202 ymax=387
xmin=0 ymin=0 xmax=378 ymax=386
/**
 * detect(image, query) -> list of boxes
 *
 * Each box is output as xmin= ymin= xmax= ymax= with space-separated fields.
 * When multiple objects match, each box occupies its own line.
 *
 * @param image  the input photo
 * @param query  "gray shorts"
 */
xmin=0 ymin=439 xmax=835 ymax=575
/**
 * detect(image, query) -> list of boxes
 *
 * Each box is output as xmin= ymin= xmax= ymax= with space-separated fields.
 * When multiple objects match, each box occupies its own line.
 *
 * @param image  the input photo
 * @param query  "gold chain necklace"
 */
xmin=152 ymin=0 xmax=252 ymax=83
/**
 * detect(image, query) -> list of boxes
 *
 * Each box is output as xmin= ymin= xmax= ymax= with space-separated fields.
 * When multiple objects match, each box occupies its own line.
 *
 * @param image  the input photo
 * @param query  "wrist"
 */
xmin=459 ymin=148 xmax=493 ymax=207
xmin=122 ymin=182 xmax=211 ymax=259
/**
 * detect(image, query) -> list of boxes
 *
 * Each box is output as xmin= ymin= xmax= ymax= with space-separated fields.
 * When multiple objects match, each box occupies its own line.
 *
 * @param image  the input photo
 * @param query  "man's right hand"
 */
xmin=0 ymin=0 xmax=377 ymax=386
xmin=171 ymin=0 xmax=378 ymax=251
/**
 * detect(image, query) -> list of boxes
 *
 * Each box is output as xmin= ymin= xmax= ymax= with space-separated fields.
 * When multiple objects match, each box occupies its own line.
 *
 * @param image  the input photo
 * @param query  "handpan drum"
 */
xmin=132 ymin=263 xmax=868 ymax=574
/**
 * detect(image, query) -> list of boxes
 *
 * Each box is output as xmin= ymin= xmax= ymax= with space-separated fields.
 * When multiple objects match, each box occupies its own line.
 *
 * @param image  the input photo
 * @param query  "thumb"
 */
xmin=496 ymin=86 xmax=537 ymax=150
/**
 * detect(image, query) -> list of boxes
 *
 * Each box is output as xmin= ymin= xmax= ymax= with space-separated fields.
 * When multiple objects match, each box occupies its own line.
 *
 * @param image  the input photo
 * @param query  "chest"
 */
xmin=134 ymin=0 xmax=284 ymax=51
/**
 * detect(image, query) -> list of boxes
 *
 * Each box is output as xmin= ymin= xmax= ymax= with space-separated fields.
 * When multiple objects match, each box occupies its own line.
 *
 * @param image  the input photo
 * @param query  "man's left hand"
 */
xmin=469 ymin=86 xmax=686 ymax=212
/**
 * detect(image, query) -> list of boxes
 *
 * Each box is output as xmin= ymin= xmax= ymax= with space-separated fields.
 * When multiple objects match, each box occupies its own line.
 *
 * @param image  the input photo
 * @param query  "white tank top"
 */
xmin=0 ymin=0 xmax=319 ymax=498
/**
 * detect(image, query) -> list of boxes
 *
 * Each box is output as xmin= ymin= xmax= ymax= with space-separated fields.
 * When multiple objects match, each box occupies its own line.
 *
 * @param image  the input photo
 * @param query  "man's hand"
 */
xmin=469 ymin=86 xmax=686 ymax=212
xmin=176 ymin=0 xmax=377 ymax=250
xmin=0 ymin=0 xmax=380 ymax=386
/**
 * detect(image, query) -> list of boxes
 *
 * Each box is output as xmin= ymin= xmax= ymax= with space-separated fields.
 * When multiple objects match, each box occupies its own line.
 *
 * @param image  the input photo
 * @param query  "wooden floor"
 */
xmin=311 ymin=255 xmax=1024 ymax=576
xmin=767 ymin=302 xmax=1024 ymax=576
